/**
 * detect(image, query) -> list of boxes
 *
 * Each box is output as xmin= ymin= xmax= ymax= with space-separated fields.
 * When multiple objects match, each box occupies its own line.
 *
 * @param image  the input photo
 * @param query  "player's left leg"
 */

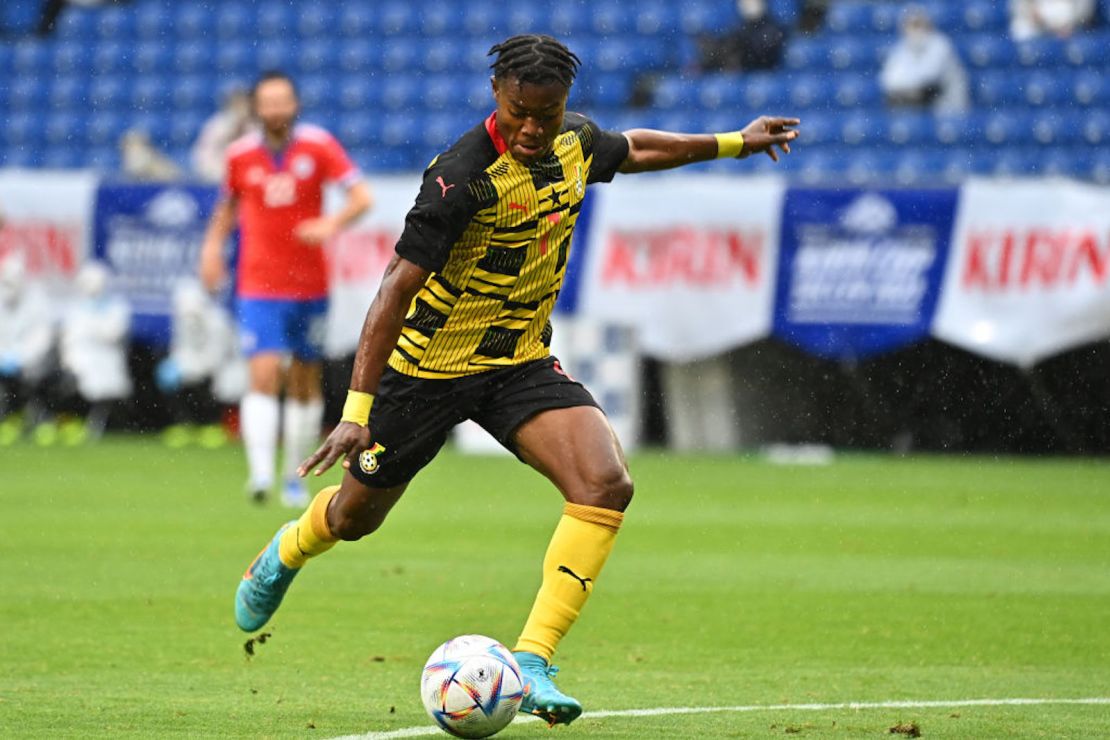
xmin=509 ymin=405 xmax=633 ymax=725
xmin=279 ymin=298 xmax=328 ymax=507
xmin=281 ymin=358 xmax=323 ymax=507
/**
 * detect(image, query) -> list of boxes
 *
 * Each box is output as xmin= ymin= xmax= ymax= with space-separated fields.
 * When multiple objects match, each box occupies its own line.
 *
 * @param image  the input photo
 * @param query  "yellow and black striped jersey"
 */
xmin=389 ymin=111 xmax=629 ymax=379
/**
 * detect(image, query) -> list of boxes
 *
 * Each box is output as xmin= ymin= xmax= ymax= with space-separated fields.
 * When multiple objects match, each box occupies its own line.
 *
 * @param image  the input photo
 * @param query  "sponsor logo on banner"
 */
xmin=0 ymin=170 xmax=97 ymax=291
xmin=94 ymin=184 xmax=219 ymax=343
xmin=773 ymin=188 xmax=958 ymax=360
xmin=580 ymin=176 xmax=785 ymax=361
xmin=932 ymin=178 xmax=1110 ymax=366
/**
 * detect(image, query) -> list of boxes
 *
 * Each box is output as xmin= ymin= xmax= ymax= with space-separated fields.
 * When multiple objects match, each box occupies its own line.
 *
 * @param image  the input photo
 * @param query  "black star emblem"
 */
xmin=544 ymin=188 xmax=563 ymax=209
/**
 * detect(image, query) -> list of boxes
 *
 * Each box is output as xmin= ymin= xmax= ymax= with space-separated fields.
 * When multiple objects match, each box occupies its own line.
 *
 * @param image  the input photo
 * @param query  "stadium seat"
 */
xmin=1066 ymin=32 xmax=1110 ymax=66
xmin=297 ymin=4 xmax=336 ymax=38
xmin=650 ymin=76 xmax=697 ymax=110
xmin=1029 ymin=110 xmax=1084 ymax=145
xmin=338 ymin=40 xmax=383 ymax=74
xmin=422 ymin=39 xmax=467 ymax=73
xmin=884 ymin=112 xmax=934 ymax=145
xmin=337 ymin=114 xmax=382 ymax=148
xmin=1083 ymin=109 xmax=1110 ymax=144
xmin=338 ymin=4 xmax=376 ymax=37
xmin=578 ymin=72 xmax=634 ymax=109
xmin=12 ymin=40 xmax=49 ymax=75
xmin=48 ymin=76 xmax=86 ymax=112
xmin=1040 ymin=147 xmax=1088 ymax=178
xmin=214 ymin=3 xmax=254 ymax=40
xmin=962 ymin=34 xmax=1017 ymax=68
xmin=337 ymin=78 xmax=382 ymax=112
xmin=256 ymin=4 xmax=297 ymax=38
xmin=130 ymin=76 xmax=172 ymax=113
xmin=42 ymin=146 xmax=85 ymax=169
xmin=95 ymin=5 xmax=135 ymax=40
xmin=934 ymin=112 xmax=987 ymax=146
xmin=1073 ymin=71 xmax=1110 ymax=106
xmin=464 ymin=76 xmax=494 ymax=112
xmin=1016 ymin=38 xmax=1068 ymax=68
xmin=828 ymin=37 xmax=877 ymax=71
xmin=993 ymin=147 xmax=1043 ymax=177
xmin=172 ymin=41 xmax=209 ymax=75
xmin=838 ymin=112 xmax=884 ymax=145
xmin=787 ymin=73 xmax=828 ymax=109
xmin=51 ymin=40 xmax=89 ymax=74
xmin=424 ymin=74 xmax=465 ymax=111
xmin=381 ymin=75 xmax=423 ymax=112
xmin=796 ymin=112 xmax=840 ymax=144
xmin=591 ymin=0 xmax=638 ymax=35
xmin=380 ymin=37 xmax=421 ymax=73
xmin=215 ymin=40 xmax=258 ymax=76
xmin=825 ymin=2 xmax=871 ymax=33
xmin=297 ymin=40 xmax=339 ymax=75
xmin=975 ymin=72 xmax=1026 ymax=106
xmin=45 ymin=112 xmax=86 ymax=147
xmin=378 ymin=1 xmax=419 ymax=35
xmin=784 ymin=37 xmax=824 ymax=71
xmin=833 ymin=76 xmax=882 ymax=108
xmin=10 ymin=75 xmax=48 ymax=110
xmin=983 ymin=110 xmax=1034 ymax=145
xmin=2 ymin=113 xmax=42 ymax=147
xmin=134 ymin=41 xmax=173 ymax=75
xmin=893 ymin=148 xmax=949 ymax=185
xmin=1024 ymin=71 xmax=1070 ymax=106
xmin=961 ymin=1 xmax=1009 ymax=32
xmin=168 ymin=113 xmax=206 ymax=148
xmin=634 ymin=2 xmax=679 ymax=36
xmin=172 ymin=3 xmax=210 ymax=40
xmin=697 ymin=74 xmax=745 ymax=110
xmin=2 ymin=145 xmax=45 ymax=168
xmin=55 ymin=7 xmax=96 ymax=40
xmin=678 ymin=0 xmax=733 ymax=35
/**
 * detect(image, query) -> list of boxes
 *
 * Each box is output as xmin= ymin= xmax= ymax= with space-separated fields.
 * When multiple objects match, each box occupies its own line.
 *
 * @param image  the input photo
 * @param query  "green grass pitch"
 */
xmin=2 ymin=438 xmax=1108 ymax=738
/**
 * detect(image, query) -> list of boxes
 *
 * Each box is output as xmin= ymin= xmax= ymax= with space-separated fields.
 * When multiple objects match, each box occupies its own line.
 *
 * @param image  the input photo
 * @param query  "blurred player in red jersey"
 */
xmin=199 ymin=71 xmax=373 ymax=506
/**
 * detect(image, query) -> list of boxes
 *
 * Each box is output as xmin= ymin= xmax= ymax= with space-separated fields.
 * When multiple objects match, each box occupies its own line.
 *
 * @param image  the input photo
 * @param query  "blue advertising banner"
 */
xmin=93 ymin=183 xmax=220 ymax=344
xmin=772 ymin=188 xmax=958 ymax=360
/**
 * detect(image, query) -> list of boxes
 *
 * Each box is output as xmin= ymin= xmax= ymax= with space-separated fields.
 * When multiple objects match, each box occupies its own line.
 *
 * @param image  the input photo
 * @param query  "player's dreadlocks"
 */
xmin=488 ymin=34 xmax=581 ymax=88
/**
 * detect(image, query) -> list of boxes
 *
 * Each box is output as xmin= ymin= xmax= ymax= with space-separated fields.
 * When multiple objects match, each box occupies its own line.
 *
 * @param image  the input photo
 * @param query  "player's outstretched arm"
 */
xmin=297 ymin=254 xmax=430 ymax=477
xmin=618 ymin=116 xmax=800 ymax=173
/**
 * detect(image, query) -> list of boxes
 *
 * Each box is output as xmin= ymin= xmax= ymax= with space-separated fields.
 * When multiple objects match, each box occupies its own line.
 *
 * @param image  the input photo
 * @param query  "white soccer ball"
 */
xmin=420 ymin=634 xmax=524 ymax=739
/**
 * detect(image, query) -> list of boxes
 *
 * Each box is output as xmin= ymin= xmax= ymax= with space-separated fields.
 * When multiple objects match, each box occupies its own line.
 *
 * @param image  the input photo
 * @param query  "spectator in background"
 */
xmin=880 ymin=6 xmax=969 ymax=113
xmin=191 ymin=87 xmax=254 ymax=184
xmin=120 ymin=129 xmax=181 ymax=181
xmin=699 ymin=0 xmax=787 ymax=72
xmin=1010 ymin=0 xmax=1096 ymax=40
xmin=157 ymin=279 xmax=245 ymax=448
xmin=0 ymin=252 xmax=55 ymax=445
xmin=58 ymin=261 xmax=132 ymax=442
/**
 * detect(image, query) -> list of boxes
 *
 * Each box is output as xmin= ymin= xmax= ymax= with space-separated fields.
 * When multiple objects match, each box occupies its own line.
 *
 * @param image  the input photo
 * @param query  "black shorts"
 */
xmin=349 ymin=356 xmax=599 ymax=488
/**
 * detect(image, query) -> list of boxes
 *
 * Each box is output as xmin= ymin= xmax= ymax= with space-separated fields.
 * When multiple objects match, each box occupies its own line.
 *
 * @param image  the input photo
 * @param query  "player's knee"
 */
xmin=579 ymin=465 xmax=634 ymax=512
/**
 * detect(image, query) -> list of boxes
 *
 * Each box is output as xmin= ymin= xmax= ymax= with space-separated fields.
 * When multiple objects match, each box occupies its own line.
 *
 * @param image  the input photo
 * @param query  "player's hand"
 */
xmin=199 ymin=243 xmax=227 ymax=292
xmin=297 ymin=420 xmax=372 ymax=478
xmin=737 ymin=116 xmax=800 ymax=162
xmin=294 ymin=216 xmax=340 ymax=246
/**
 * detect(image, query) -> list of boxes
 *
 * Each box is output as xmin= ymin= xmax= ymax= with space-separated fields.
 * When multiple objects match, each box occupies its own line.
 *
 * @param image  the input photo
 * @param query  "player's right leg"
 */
xmin=235 ymin=473 xmax=407 ymax=632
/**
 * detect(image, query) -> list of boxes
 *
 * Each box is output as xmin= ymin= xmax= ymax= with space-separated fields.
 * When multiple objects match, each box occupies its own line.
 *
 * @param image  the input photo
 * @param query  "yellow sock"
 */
xmin=278 ymin=486 xmax=340 ymax=568
xmin=514 ymin=502 xmax=624 ymax=661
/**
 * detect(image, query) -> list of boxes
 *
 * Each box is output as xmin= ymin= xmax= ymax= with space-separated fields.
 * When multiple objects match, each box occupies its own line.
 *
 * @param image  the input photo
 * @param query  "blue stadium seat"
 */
xmin=381 ymin=38 xmax=421 ymax=72
xmin=133 ymin=3 xmax=169 ymax=40
xmin=1088 ymin=146 xmax=1110 ymax=183
xmin=961 ymin=0 xmax=1009 ymax=32
xmin=962 ymin=34 xmax=1017 ymax=68
xmin=942 ymin=147 xmax=995 ymax=179
xmin=826 ymin=2 xmax=871 ymax=33
xmin=130 ymin=76 xmax=172 ymax=113
xmin=425 ymin=74 xmax=466 ymax=111
xmin=338 ymin=40 xmax=383 ymax=74
xmin=697 ymin=74 xmax=745 ymax=110
xmin=983 ymin=110 xmax=1034 ymax=145
xmin=1083 ymin=109 xmax=1110 ymax=144
xmin=297 ymin=40 xmax=339 ymax=75
xmin=338 ymin=78 xmax=382 ymax=112
xmin=833 ymin=76 xmax=882 ymax=108
xmin=423 ymin=113 xmax=467 ymax=149
xmin=87 ymin=112 xmax=125 ymax=146
xmin=868 ymin=3 xmax=903 ymax=33
xmin=464 ymin=76 xmax=493 ymax=112
xmin=2 ymin=113 xmax=42 ymax=147
xmin=591 ymin=0 xmax=638 ymax=35
xmin=1066 ymin=32 xmax=1110 ymax=66
xmin=678 ymin=0 xmax=733 ymax=35
xmin=934 ymin=112 xmax=986 ymax=146
xmin=993 ymin=147 xmax=1043 ymax=177
xmin=549 ymin=3 xmax=593 ymax=35
xmin=216 ymin=40 xmax=258 ymax=76
xmin=43 ymin=147 xmax=85 ymax=169
xmin=1024 ymin=71 xmax=1070 ymax=106
xmin=1040 ymin=147 xmax=1088 ymax=178
xmin=381 ymin=75 xmax=423 ymax=112
xmin=10 ymin=75 xmax=48 ymax=110
xmin=838 ymin=111 xmax=884 ymax=145
xmin=419 ymin=2 xmax=463 ymax=36
xmin=95 ymin=5 xmax=135 ymax=39
xmin=796 ymin=112 xmax=841 ymax=144
xmin=787 ymin=73 xmax=828 ymax=109
xmin=1029 ymin=110 xmax=1084 ymax=145
xmin=652 ymin=76 xmax=697 ymax=110
xmin=378 ymin=1 xmax=419 ymax=35
xmin=298 ymin=76 xmax=332 ymax=111
xmin=828 ymin=37 xmax=877 ymax=70
xmin=172 ymin=41 xmax=209 ymax=75
xmin=169 ymin=113 xmax=206 ymax=148
xmin=1073 ymin=71 xmax=1110 ymax=106
xmin=48 ymin=76 xmax=86 ymax=112
xmin=51 ymin=40 xmax=89 ymax=74
xmin=257 ymin=4 xmax=297 ymax=38
xmin=297 ymin=4 xmax=336 ymax=38
xmin=422 ymin=39 xmax=467 ymax=73
xmin=884 ymin=112 xmax=934 ymax=145
xmin=45 ymin=112 xmax=86 ymax=147
xmin=134 ymin=41 xmax=173 ymax=75
xmin=579 ymin=72 xmax=633 ymax=109
xmin=172 ymin=4 xmax=210 ymax=39
xmin=975 ymin=71 xmax=1026 ymax=106
xmin=257 ymin=40 xmax=302 ymax=72
xmin=85 ymin=146 xmax=120 ymax=172
xmin=1016 ymin=38 xmax=1068 ymax=68
xmin=2 ymin=145 xmax=45 ymax=169
xmin=337 ymin=115 xmax=382 ymax=148
xmin=893 ymin=148 xmax=948 ymax=185
xmin=785 ymin=38 xmax=824 ymax=71
xmin=55 ymin=7 xmax=96 ymax=40
xmin=338 ymin=4 xmax=376 ymax=37
xmin=635 ymin=2 xmax=679 ymax=36
xmin=215 ymin=3 xmax=255 ymax=40
xmin=12 ymin=40 xmax=49 ymax=75
xmin=380 ymin=113 xmax=421 ymax=148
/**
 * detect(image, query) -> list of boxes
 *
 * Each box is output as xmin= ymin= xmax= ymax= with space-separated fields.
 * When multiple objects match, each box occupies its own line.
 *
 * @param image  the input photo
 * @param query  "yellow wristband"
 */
xmin=340 ymin=390 xmax=374 ymax=426
xmin=714 ymin=131 xmax=745 ymax=159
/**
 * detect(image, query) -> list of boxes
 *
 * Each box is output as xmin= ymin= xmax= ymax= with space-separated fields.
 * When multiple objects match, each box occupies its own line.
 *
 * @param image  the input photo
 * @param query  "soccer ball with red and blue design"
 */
xmin=420 ymin=635 xmax=524 ymax=738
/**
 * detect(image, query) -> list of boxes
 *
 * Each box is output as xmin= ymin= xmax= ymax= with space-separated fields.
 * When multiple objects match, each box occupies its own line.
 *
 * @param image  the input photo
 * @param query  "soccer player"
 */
xmin=235 ymin=36 xmax=797 ymax=725
xmin=199 ymin=71 xmax=373 ymax=507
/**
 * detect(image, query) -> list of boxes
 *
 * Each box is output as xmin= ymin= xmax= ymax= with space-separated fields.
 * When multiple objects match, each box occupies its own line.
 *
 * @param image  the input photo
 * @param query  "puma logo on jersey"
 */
xmin=558 ymin=565 xmax=592 ymax=591
xmin=436 ymin=176 xmax=455 ymax=198
xmin=508 ymin=202 xmax=528 ymax=212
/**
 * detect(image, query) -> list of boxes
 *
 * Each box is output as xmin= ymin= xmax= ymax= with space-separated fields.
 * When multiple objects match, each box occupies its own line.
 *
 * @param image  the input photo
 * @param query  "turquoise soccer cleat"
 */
xmin=235 ymin=521 xmax=300 ymax=632
xmin=513 ymin=651 xmax=583 ymax=726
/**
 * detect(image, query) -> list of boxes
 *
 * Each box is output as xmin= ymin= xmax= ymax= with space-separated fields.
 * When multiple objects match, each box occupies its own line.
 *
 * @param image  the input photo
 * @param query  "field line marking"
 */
xmin=331 ymin=697 xmax=1110 ymax=739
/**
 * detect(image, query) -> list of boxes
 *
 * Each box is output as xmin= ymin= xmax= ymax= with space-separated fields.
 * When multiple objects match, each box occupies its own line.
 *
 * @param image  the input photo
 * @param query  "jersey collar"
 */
xmin=485 ymin=112 xmax=508 ymax=156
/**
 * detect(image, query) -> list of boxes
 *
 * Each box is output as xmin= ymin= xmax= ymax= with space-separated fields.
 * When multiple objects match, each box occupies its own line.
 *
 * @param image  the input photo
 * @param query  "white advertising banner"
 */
xmin=932 ymin=178 xmax=1110 ymax=367
xmin=0 ymin=169 xmax=98 ymax=291
xmin=579 ymin=174 xmax=784 ymax=361
xmin=323 ymin=174 xmax=421 ymax=357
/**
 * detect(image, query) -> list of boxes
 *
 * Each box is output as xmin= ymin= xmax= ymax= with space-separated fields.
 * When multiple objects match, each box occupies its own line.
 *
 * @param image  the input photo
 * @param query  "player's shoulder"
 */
xmin=427 ymin=121 xmax=498 ymax=178
xmin=560 ymin=111 xmax=596 ymax=134
xmin=226 ymin=131 xmax=264 ymax=161
xmin=293 ymin=122 xmax=341 ymax=147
